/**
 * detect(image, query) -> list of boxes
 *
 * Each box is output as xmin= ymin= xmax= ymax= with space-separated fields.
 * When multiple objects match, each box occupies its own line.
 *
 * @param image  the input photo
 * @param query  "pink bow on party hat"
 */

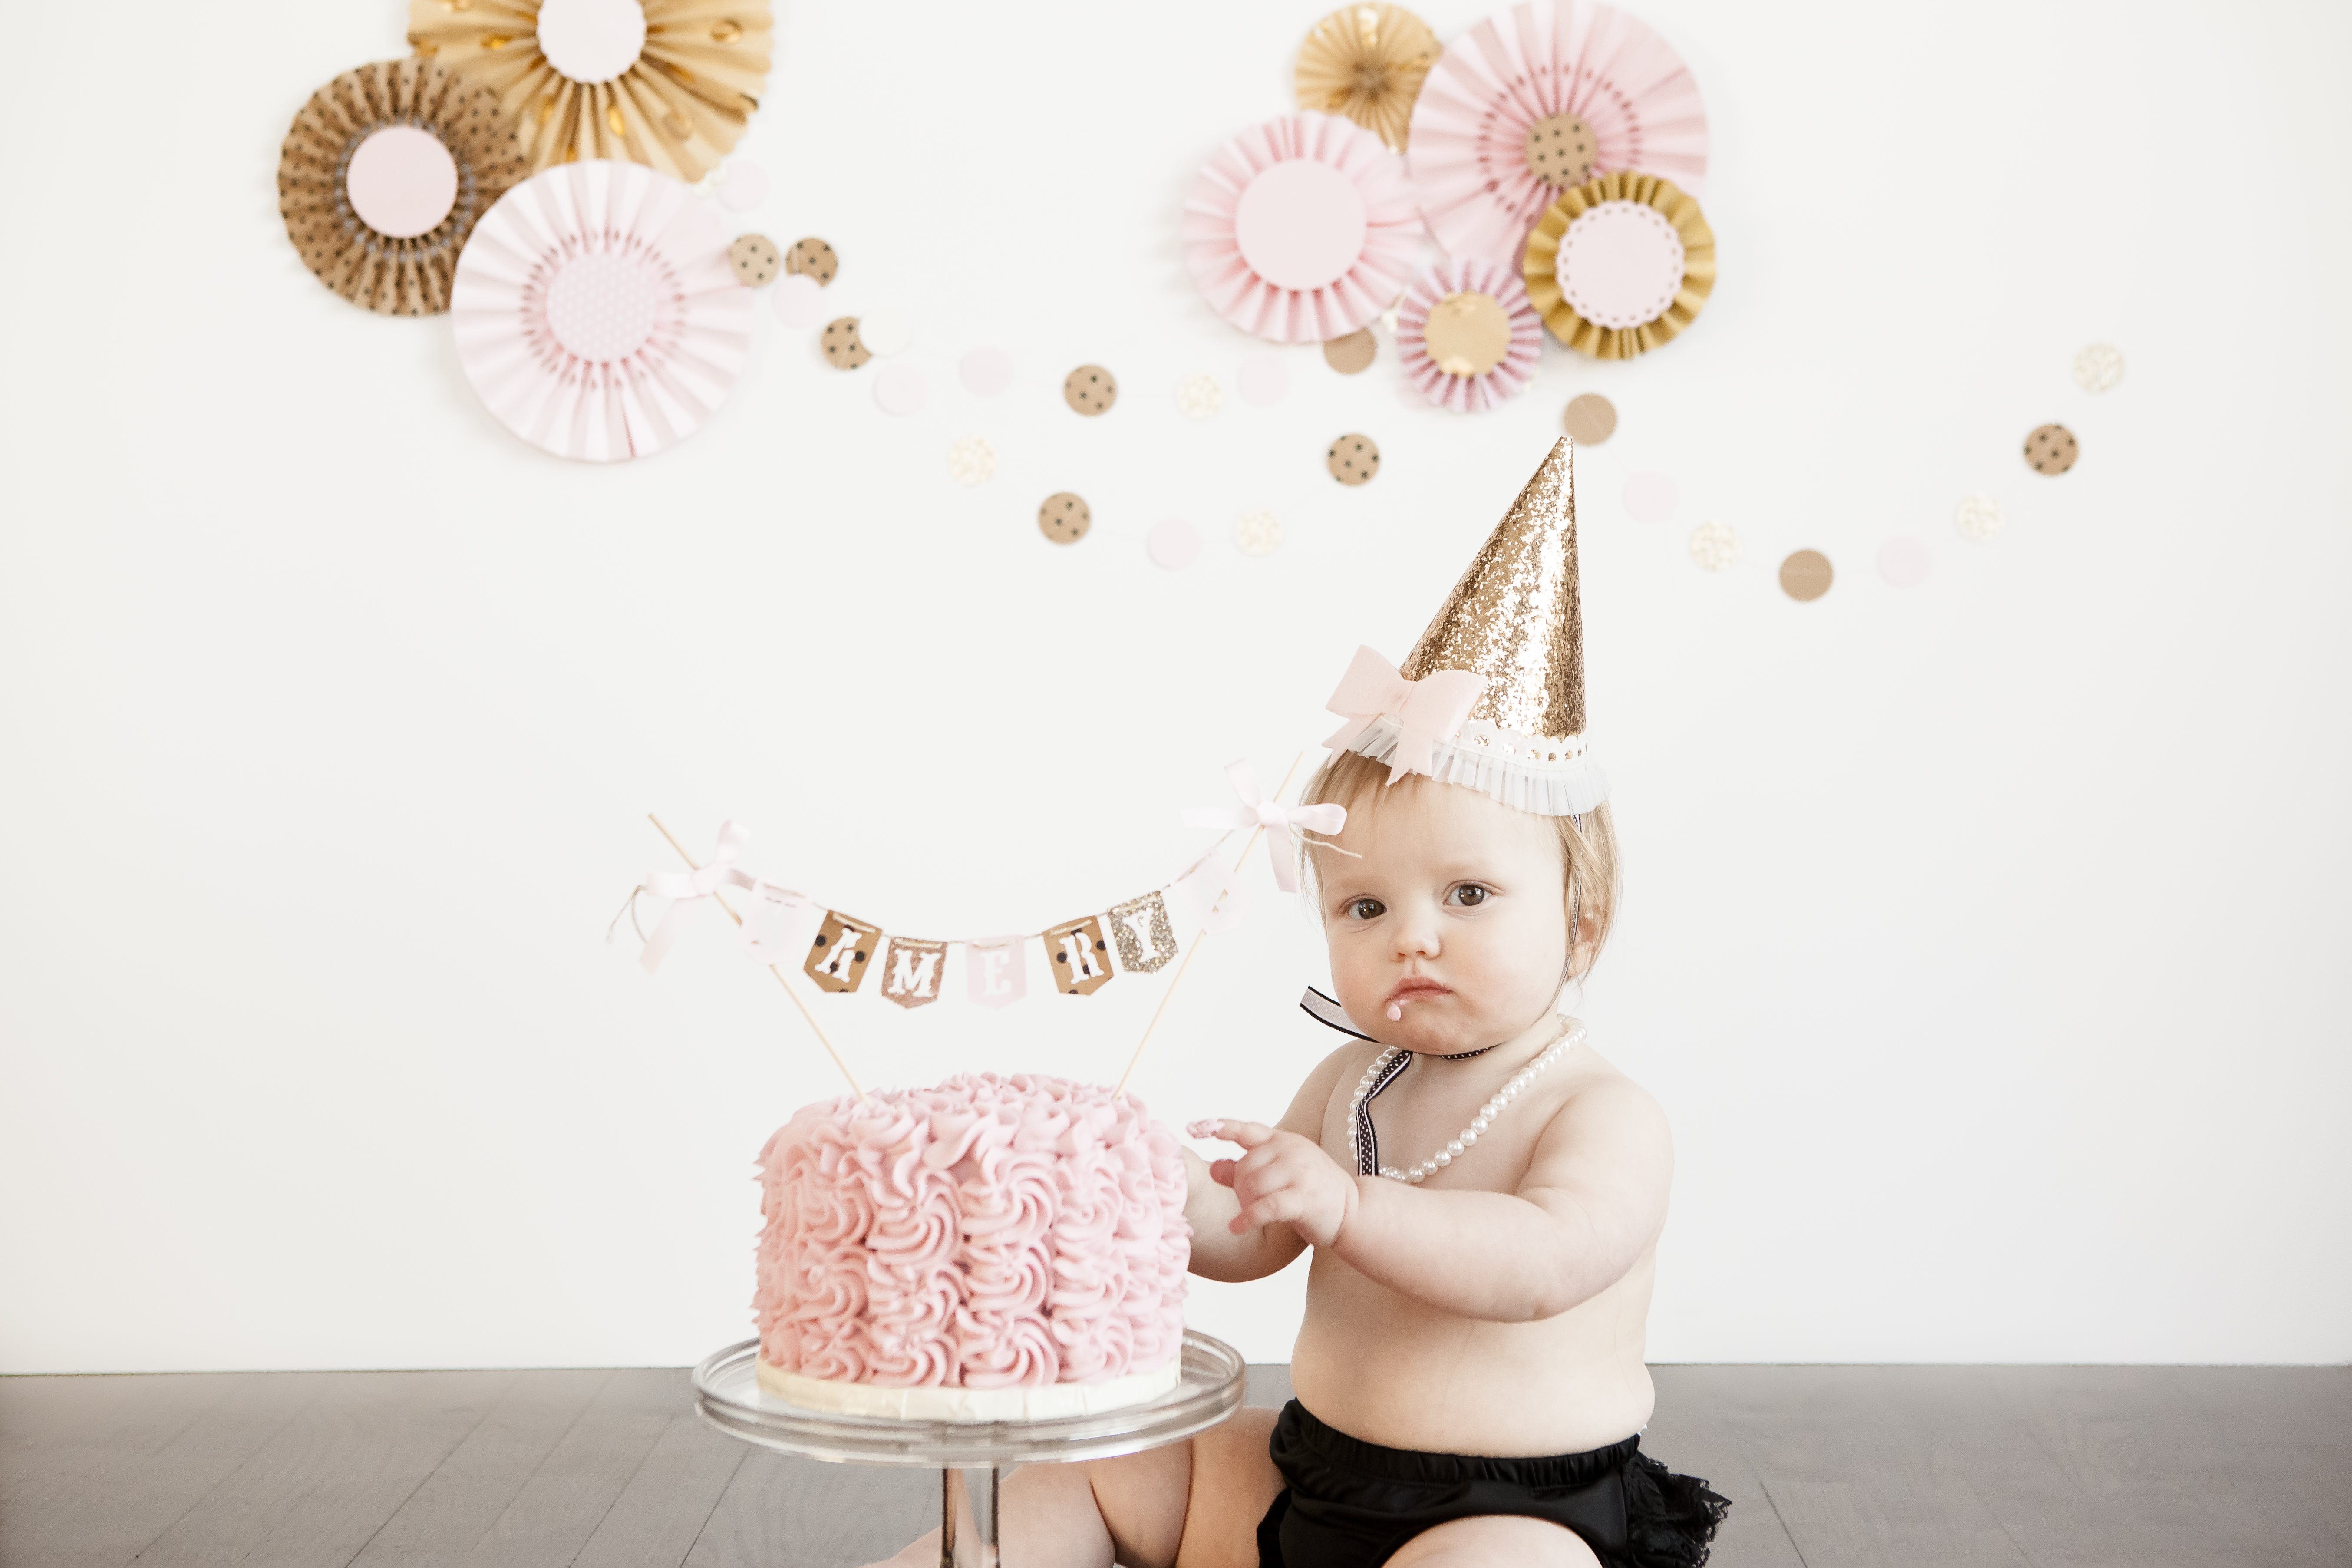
xmin=1182 ymin=759 xmax=1348 ymax=891
xmin=1322 ymin=646 xmax=1487 ymax=783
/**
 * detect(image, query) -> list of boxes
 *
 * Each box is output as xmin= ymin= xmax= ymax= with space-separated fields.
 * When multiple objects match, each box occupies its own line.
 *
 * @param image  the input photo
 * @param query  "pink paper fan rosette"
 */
xmin=1183 ymin=112 xmax=1421 ymax=343
xmin=1407 ymin=0 xmax=1708 ymax=265
xmin=451 ymin=160 xmax=754 ymax=462
xmin=1397 ymin=258 xmax=1542 ymax=413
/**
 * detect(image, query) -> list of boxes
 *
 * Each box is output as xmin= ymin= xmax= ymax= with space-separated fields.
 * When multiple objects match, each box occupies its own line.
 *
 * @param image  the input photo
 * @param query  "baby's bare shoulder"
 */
xmin=1280 ymin=1039 xmax=1385 ymax=1137
xmin=1531 ymin=1046 xmax=1674 ymax=1173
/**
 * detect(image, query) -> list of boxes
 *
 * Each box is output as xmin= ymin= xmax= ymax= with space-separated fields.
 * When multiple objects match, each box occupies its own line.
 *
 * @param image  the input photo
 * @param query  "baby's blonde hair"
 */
xmin=1296 ymin=750 xmax=1620 ymax=978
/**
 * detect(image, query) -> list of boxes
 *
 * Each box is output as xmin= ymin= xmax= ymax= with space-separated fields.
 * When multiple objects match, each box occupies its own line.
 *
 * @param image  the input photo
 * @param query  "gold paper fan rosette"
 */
xmin=1295 ymin=4 xmax=1440 ymax=153
xmin=408 ymin=0 xmax=770 ymax=181
xmin=1523 ymin=172 xmax=1715 ymax=360
xmin=279 ymin=58 xmax=527 ymax=316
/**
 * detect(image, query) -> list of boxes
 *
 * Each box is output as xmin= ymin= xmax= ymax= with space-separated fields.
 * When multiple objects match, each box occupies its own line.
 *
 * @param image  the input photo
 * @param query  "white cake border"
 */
xmin=755 ymin=1355 xmax=1182 ymax=1423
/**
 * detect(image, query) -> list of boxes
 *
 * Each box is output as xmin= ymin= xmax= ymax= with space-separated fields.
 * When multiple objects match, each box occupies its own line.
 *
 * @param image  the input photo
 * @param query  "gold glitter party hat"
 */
xmin=1350 ymin=438 xmax=1606 ymax=815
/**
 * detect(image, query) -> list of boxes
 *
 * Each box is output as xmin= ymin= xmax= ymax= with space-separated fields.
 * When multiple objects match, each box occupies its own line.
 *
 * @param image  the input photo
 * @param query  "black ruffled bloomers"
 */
xmin=1256 ymin=1399 xmax=1731 ymax=1568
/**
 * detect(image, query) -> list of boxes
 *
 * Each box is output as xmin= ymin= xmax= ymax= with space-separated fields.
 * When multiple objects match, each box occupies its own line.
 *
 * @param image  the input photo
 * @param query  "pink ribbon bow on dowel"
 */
xmin=1321 ymin=645 xmax=1487 ymax=783
xmin=1181 ymin=759 xmax=1347 ymax=892
xmin=640 ymin=819 xmax=760 ymax=973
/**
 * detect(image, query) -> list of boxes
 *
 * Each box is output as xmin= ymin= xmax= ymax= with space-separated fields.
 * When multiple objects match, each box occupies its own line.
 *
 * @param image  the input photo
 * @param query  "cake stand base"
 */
xmin=693 ymin=1331 xmax=1248 ymax=1566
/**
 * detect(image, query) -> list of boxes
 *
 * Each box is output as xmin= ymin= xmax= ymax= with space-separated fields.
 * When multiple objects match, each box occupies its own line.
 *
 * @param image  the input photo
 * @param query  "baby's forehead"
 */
xmin=1334 ymin=776 xmax=1551 ymax=852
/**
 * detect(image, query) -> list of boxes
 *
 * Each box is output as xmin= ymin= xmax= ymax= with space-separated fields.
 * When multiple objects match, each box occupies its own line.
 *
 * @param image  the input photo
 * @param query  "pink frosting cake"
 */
xmin=753 ymin=1073 xmax=1191 ymax=1421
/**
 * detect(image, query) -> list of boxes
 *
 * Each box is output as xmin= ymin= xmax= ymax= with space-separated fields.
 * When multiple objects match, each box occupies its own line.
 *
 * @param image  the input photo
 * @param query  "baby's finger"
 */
xmin=1210 ymin=1119 xmax=1278 ymax=1151
xmin=1209 ymin=1158 xmax=1237 ymax=1188
xmin=1231 ymin=1191 xmax=1300 ymax=1234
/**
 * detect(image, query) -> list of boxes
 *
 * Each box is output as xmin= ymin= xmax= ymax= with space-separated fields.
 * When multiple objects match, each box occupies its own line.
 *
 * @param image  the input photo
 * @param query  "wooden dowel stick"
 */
xmin=1114 ymin=750 xmax=1309 ymax=1098
xmin=649 ymin=813 xmax=866 ymax=1100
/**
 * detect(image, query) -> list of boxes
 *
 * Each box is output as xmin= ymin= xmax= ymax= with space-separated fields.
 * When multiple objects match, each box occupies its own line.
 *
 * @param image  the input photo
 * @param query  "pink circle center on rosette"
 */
xmin=1234 ymin=159 xmax=1370 ymax=292
xmin=344 ymin=125 xmax=458 ymax=239
xmin=1555 ymin=201 xmax=1686 ymax=330
xmin=544 ymin=251 xmax=665 ymax=363
xmin=1184 ymin=112 xmax=1422 ymax=344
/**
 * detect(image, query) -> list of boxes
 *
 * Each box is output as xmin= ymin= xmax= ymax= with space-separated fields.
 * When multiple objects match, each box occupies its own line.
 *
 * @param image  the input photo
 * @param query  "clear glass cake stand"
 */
xmin=693 ymin=1330 xmax=1248 ymax=1565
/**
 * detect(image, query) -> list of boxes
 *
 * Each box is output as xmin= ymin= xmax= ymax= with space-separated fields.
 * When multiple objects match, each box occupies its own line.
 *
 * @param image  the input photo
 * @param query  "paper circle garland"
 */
xmin=1148 ymin=519 xmax=1202 ymax=569
xmin=1562 ymin=393 xmax=1616 ymax=445
xmin=769 ymin=271 xmax=822 ymax=326
xmin=1183 ymin=112 xmax=1422 ymax=344
xmin=2073 ymin=344 xmax=2124 ymax=393
xmin=1294 ymin=4 xmax=1440 ymax=153
xmin=450 ymin=159 xmax=752 ymax=462
xmin=1177 ymin=375 xmax=1224 ymax=419
xmin=1396 ymin=259 xmax=1541 ymax=413
xmin=2025 ymin=423 xmax=2079 ymax=475
xmin=1689 ymin=520 xmax=1738 ymax=571
xmin=1622 ymin=472 xmax=1677 ymax=522
xmin=1524 ymin=172 xmax=1713 ymax=358
xmin=1778 ymin=549 xmax=1833 ymax=601
xmin=1954 ymin=495 xmax=2005 ymax=541
xmin=947 ymin=437 xmax=996 ymax=485
xmin=1323 ymin=329 xmax=1377 ymax=374
xmin=1039 ymin=493 xmax=1091 ymax=544
xmin=279 ymin=59 xmax=526 ymax=316
xmin=859 ymin=307 xmax=912 ymax=357
xmin=1877 ymin=536 xmax=1933 ymax=587
xmin=961 ymin=347 xmax=1014 ymax=396
xmin=719 ymin=158 xmax=768 ymax=211
xmin=406 ymin=0 xmax=772 ymax=182
xmin=1405 ymin=0 xmax=1709 ymax=264
xmin=1238 ymin=355 xmax=1290 ymax=406
xmin=873 ymin=363 xmax=927 ymax=416
xmin=1329 ymin=434 xmax=1381 ymax=484
xmin=1234 ymin=510 xmax=1283 ymax=555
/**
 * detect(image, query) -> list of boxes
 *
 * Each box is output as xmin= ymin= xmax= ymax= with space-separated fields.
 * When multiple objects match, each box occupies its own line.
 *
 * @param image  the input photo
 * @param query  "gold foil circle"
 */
xmin=1294 ymin=4 xmax=1440 ymax=153
xmin=1422 ymin=290 xmax=1511 ymax=376
xmin=1524 ymin=112 xmax=1597 ymax=188
xmin=1401 ymin=438 xmax=1584 ymax=740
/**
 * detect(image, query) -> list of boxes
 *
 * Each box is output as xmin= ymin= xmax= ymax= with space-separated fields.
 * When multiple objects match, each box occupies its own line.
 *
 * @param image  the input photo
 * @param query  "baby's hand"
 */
xmin=1188 ymin=1119 xmax=1357 ymax=1248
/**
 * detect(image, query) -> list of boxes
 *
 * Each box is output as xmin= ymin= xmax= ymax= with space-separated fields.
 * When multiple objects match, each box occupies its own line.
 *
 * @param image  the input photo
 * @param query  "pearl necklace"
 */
xmin=1347 ymin=1021 xmax=1584 ymax=1184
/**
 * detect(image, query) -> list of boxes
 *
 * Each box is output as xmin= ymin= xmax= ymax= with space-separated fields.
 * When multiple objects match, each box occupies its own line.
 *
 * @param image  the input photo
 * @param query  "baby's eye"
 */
xmin=1347 ymin=897 xmax=1387 ymax=921
xmin=1450 ymin=884 xmax=1490 ymax=907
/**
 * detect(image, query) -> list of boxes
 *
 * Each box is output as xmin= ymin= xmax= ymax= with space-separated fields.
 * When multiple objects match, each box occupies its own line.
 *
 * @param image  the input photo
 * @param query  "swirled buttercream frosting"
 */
xmin=754 ymin=1073 xmax=1191 ymax=1421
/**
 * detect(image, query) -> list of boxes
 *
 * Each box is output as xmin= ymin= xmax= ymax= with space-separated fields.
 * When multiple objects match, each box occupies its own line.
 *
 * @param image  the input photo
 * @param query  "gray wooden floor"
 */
xmin=3 ymin=1364 xmax=2345 ymax=1568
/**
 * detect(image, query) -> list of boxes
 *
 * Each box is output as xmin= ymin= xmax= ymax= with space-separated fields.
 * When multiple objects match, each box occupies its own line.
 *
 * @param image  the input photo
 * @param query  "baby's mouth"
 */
xmin=1383 ymin=979 xmax=1452 ymax=1020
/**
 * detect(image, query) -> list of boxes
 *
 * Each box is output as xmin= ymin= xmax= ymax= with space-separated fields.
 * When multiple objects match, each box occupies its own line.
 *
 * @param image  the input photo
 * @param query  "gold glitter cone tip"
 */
xmin=1401 ymin=437 xmax=1585 ymax=741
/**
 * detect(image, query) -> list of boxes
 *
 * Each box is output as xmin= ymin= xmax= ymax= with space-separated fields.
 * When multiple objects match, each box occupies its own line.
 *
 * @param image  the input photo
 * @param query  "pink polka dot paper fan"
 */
xmin=451 ymin=160 xmax=755 ymax=462
xmin=1406 ymin=0 xmax=1708 ymax=265
xmin=1183 ymin=112 xmax=1422 ymax=343
xmin=1396 ymin=258 xmax=1542 ymax=413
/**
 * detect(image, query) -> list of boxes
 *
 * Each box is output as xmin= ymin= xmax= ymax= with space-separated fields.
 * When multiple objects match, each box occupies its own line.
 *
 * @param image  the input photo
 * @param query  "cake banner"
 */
xmin=619 ymin=786 xmax=1323 ymax=1006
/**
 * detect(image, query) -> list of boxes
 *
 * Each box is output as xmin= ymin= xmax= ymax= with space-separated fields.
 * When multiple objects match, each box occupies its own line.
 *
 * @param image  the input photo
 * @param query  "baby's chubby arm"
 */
xmin=1178 ymin=1044 xmax=1353 ymax=1282
xmin=1203 ymin=1071 xmax=1674 ymax=1323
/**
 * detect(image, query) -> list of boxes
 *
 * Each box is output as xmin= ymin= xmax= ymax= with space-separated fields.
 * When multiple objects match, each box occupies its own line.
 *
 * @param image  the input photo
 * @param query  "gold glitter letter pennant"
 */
xmin=1107 ymin=892 xmax=1180 ymax=974
xmin=879 ymin=937 xmax=948 ymax=1009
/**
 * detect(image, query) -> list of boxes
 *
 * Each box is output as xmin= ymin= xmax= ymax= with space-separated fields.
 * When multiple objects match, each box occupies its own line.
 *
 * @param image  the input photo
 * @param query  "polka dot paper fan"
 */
xmin=451 ymin=160 xmax=754 ymax=462
xmin=1396 ymin=258 xmax=1542 ymax=413
xmin=278 ymin=58 xmax=527 ymax=316
xmin=1183 ymin=112 xmax=1422 ymax=343
xmin=1405 ymin=0 xmax=1708 ymax=265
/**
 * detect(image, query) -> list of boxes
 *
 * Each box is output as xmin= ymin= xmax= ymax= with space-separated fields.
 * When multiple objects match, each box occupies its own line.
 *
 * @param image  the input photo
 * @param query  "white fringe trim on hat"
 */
xmin=1347 ymin=714 xmax=1610 ymax=817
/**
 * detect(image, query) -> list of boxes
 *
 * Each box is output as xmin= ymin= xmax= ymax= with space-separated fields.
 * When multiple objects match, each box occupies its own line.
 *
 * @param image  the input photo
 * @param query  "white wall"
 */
xmin=3 ymin=0 xmax=2347 ymax=1373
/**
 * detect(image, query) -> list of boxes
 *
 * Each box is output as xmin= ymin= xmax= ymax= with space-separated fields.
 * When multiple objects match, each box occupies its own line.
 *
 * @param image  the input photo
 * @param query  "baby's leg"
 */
xmin=1387 ymin=1514 xmax=1601 ymax=1568
xmin=862 ymin=1406 xmax=1280 ymax=1568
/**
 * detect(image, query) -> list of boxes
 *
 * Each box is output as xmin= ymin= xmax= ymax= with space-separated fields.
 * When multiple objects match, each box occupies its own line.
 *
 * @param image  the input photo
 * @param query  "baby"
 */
xmin=873 ymin=439 xmax=1725 ymax=1568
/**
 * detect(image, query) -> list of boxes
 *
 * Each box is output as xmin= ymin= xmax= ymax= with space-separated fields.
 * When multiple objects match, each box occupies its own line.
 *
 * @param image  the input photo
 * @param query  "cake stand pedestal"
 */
xmin=693 ymin=1330 xmax=1248 ymax=1566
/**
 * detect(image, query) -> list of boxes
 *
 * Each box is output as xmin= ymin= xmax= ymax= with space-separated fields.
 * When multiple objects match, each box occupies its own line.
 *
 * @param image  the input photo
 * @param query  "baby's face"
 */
xmin=1316 ymin=776 xmax=1569 ymax=1054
